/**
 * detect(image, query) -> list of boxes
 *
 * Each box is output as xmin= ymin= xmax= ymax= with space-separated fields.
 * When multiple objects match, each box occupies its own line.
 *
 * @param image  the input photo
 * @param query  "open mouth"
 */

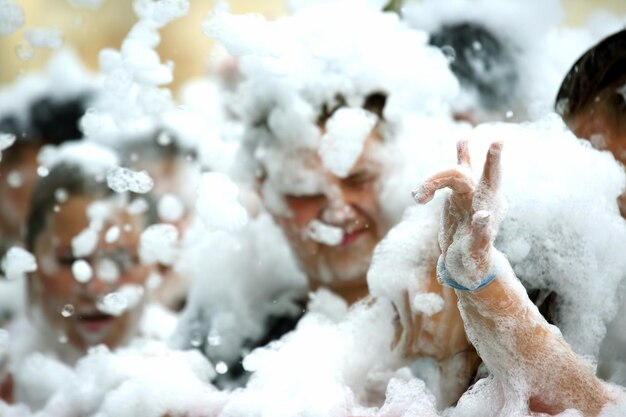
xmin=340 ymin=228 xmax=367 ymax=246
xmin=76 ymin=311 xmax=115 ymax=333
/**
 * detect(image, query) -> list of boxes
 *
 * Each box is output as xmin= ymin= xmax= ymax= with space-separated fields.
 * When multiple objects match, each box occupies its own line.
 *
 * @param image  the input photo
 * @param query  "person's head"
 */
xmin=555 ymin=28 xmax=626 ymax=216
xmin=217 ymin=2 xmax=457 ymax=303
xmin=0 ymin=94 xmax=90 ymax=244
xmin=25 ymin=160 xmax=157 ymax=353
xmin=429 ymin=22 xmax=518 ymax=124
xmin=254 ymin=93 xmax=393 ymax=303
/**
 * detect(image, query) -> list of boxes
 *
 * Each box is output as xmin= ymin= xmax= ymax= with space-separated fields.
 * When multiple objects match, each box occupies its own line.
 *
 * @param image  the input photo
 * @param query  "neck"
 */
xmin=309 ymin=276 xmax=370 ymax=305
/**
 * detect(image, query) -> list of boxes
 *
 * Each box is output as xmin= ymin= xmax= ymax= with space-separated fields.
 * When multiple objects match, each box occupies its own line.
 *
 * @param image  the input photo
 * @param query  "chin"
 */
xmin=315 ymin=256 xmax=371 ymax=285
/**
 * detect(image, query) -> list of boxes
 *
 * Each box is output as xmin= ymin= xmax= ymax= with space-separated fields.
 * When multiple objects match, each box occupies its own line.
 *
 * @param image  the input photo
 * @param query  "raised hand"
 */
xmin=413 ymin=139 xmax=506 ymax=290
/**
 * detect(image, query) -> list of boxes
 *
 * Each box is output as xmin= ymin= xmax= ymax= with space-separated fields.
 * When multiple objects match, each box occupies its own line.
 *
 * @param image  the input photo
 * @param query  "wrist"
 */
xmin=437 ymin=254 xmax=498 ymax=291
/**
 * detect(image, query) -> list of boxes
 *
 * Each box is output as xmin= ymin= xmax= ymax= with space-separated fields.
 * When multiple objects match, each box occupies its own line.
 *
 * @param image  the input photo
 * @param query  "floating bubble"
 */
xmin=157 ymin=131 xmax=173 ymax=146
xmin=207 ymin=333 xmax=222 ymax=347
xmin=72 ymin=259 xmax=93 ymax=283
xmin=158 ymin=194 xmax=185 ymax=223
xmin=37 ymin=166 xmax=50 ymax=177
xmin=15 ymin=42 xmax=34 ymax=61
xmin=104 ymin=226 xmax=121 ymax=243
xmin=107 ymin=167 xmax=154 ymax=194
xmin=189 ymin=330 xmax=203 ymax=348
xmin=0 ymin=133 xmax=16 ymax=151
xmin=215 ymin=361 xmax=229 ymax=375
xmin=61 ymin=304 xmax=75 ymax=318
xmin=55 ymin=188 xmax=69 ymax=203
xmin=96 ymin=285 xmax=144 ymax=316
xmin=7 ymin=170 xmax=23 ymax=188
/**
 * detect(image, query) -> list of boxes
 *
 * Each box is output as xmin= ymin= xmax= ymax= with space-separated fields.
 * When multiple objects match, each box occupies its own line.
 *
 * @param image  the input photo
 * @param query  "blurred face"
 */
xmin=567 ymin=79 xmax=626 ymax=217
xmin=0 ymin=144 xmax=41 ymax=241
xmin=30 ymin=195 xmax=152 ymax=352
xmin=267 ymin=131 xmax=392 ymax=295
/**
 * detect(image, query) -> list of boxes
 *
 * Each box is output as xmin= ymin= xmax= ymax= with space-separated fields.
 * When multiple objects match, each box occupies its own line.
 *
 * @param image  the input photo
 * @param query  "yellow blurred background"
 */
xmin=0 ymin=0 xmax=625 ymax=93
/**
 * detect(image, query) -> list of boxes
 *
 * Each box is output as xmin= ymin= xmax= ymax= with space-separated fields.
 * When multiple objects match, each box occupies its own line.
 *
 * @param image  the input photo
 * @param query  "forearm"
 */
xmin=457 ymin=268 xmax=612 ymax=416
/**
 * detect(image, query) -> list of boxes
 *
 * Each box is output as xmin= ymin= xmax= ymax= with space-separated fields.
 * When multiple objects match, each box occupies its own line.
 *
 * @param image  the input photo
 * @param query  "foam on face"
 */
xmin=319 ymin=107 xmax=378 ymax=178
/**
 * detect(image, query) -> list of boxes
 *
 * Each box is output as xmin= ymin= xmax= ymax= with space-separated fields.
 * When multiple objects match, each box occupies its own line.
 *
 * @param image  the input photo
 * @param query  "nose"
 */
xmin=320 ymin=186 xmax=357 ymax=225
xmin=83 ymin=274 xmax=112 ymax=299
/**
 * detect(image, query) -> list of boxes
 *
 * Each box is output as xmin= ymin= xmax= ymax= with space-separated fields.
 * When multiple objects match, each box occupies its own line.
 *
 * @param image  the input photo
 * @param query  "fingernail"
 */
xmin=411 ymin=185 xmax=429 ymax=204
xmin=490 ymin=141 xmax=503 ymax=154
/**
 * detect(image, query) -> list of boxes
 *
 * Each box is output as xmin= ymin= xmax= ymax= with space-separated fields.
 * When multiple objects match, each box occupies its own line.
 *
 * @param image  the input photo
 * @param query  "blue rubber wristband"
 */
xmin=437 ymin=256 xmax=496 ymax=291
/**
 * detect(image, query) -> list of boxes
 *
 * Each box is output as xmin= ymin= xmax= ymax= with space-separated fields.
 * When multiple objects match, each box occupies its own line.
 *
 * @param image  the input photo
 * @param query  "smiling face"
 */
xmin=264 ymin=130 xmax=392 ymax=301
xmin=30 ymin=195 xmax=152 ymax=352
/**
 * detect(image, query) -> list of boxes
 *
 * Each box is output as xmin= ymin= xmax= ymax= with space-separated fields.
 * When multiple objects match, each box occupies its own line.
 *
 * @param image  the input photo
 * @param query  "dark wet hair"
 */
xmin=117 ymin=129 xmax=197 ymax=167
xmin=0 ymin=94 xmax=90 ymax=144
xmin=429 ymin=22 xmax=518 ymax=112
xmin=26 ymin=162 xmax=158 ymax=252
xmin=555 ymin=28 xmax=626 ymax=120
xmin=316 ymin=92 xmax=388 ymax=126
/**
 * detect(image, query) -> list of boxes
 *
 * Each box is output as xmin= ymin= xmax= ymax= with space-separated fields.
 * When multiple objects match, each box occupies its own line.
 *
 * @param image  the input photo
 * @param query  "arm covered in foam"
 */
xmin=415 ymin=140 xmax=613 ymax=416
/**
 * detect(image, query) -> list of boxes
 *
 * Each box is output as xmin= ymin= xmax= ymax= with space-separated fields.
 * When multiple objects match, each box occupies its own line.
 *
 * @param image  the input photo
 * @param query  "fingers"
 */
xmin=480 ymin=141 xmax=503 ymax=193
xmin=469 ymin=210 xmax=492 ymax=268
xmin=457 ymin=139 xmax=471 ymax=168
xmin=413 ymin=168 xmax=475 ymax=204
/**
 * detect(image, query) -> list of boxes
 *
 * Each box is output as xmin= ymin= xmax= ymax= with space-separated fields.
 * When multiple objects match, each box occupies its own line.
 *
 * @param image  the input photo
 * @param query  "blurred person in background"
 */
xmin=0 ymin=142 xmax=164 ymax=408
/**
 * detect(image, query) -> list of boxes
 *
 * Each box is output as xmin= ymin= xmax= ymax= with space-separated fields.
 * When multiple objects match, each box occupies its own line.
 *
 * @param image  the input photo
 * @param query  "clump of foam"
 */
xmin=97 ymin=284 xmax=145 ymax=316
xmin=0 ymin=48 xmax=97 ymax=130
xmin=172 ymin=212 xmax=307 ymax=372
xmin=2 ymin=247 xmax=37 ymax=281
xmin=0 ymin=133 xmax=16 ymax=162
xmin=306 ymin=219 xmax=344 ymax=246
xmin=0 ymin=0 xmax=24 ymax=36
xmin=81 ymin=0 xmax=191 ymax=146
xmin=319 ymin=107 xmax=377 ymax=177
xmin=139 ymin=223 xmax=179 ymax=266
xmin=412 ymin=293 xmax=444 ymax=317
xmin=38 ymin=141 xmax=120 ymax=175
xmin=71 ymin=228 xmax=99 ymax=258
xmin=18 ymin=341 xmax=226 ymax=416
xmin=157 ymin=193 xmax=184 ymax=222
xmin=107 ymin=167 xmax=154 ymax=194
xmin=195 ymin=172 xmax=248 ymax=232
